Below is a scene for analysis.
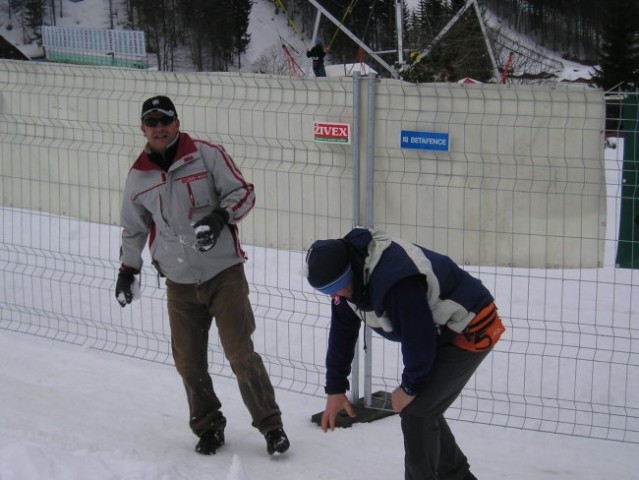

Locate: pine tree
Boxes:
[131,0,178,71]
[233,0,252,69]
[17,0,46,43]
[594,0,639,90]
[419,0,448,39]
[402,1,493,83]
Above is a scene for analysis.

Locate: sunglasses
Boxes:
[142,116,175,127]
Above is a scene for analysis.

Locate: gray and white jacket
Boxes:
[119,132,255,284]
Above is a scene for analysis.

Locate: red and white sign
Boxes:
[313,121,351,144]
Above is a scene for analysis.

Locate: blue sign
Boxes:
[400,130,450,151]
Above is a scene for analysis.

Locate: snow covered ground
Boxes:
[0,143,637,479]
[1,329,637,480]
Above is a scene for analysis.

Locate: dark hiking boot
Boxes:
[264,427,290,455]
[195,429,225,455]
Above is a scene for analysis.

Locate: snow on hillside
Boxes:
[0,0,112,58]
[482,8,595,83]
[0,0,595,82]
[0,0,313,74]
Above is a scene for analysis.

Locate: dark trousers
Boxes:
[400,343,491,480]
[313,64,327,77]
[166,264,282,437]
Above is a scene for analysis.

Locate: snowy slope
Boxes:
[0,0,113,58]
[0,0,312,74]
[0,0,595,81]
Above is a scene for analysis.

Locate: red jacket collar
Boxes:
[130,132,199,172]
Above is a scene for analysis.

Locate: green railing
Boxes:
[46,51,147,69]
[616,94,639,269]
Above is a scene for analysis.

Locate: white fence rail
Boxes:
[42,26,146,56]
[0,60,637,443]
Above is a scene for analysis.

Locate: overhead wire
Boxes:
[270,0,366,76]
[326,0,359,50]
[272,0,309,49]
[362,0,378,40]
[343,0,375,73]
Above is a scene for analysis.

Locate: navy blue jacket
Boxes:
[324,228,494,395]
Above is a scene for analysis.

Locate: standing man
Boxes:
[305,227,505,479]
[306,40,327,77]
[115,95,290,456]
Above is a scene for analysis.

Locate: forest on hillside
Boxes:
[2,0,637,87]
[285,0,637,87]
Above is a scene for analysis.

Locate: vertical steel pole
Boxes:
[350,71,362,403]
[363,72,377,406]
[353,72,361,226]
[396,0,404,67]
[312,11,322,45]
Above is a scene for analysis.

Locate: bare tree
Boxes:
[252,44,293,75]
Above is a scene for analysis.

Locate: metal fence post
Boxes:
[350,71,362,403]
[363,72,377,407]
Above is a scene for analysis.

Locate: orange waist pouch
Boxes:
[451,303,505,352]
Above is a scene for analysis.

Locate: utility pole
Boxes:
[395,0,404,67]
[49,0,56,25]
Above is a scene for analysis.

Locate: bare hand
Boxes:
[321,394,356,432]
[391,386,415,413]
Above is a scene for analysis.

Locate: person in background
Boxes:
[305,227,505,479]
[307,40,327,77]
[115,95,290,456]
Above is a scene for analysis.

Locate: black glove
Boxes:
[115,267,139,307]
[192,207,230,252]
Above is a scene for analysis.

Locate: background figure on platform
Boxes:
[307,40,327,77]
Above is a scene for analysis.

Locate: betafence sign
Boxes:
[313,121,351,144]
[400,130,450,151]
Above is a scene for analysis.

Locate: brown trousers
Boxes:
[166,263,282,437]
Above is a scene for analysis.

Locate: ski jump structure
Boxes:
[305,0,500,80]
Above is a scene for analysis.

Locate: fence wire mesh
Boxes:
[0,61,637,443]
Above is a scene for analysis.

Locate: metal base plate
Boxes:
[311,391,396,428]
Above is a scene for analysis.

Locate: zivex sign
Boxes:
[313,121,351,144]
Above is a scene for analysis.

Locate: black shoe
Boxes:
[264,427,290,455]
[195,429,225,455]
